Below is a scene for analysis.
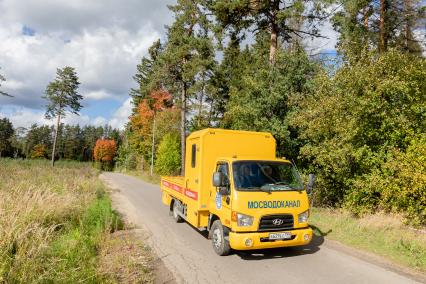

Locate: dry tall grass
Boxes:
[0,159,109,282]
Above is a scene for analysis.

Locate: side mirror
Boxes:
[212,172,230,195]
[306,174,315,194]
[212,172,224,187]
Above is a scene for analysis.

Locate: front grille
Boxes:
[258,214,294,231]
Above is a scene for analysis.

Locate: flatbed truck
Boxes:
[160,128,315,255]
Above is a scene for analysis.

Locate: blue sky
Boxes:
[0,0,339,129]
[0,0,175,129]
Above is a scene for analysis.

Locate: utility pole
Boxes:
[150,114,156,176]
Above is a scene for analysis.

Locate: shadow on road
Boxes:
[185,219,333,260]
[236,225,332,260]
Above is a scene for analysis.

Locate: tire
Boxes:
[172,199,184,223]
[210,220,231,256]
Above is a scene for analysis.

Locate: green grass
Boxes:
[0,158,153,283]
[311,207,426,272]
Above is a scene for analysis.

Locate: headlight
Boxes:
[237,213,254,227]
[298,210,309,223]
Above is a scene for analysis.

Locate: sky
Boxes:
[0,0,338,130]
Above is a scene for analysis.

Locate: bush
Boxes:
[115,143,138,170]
[30,144,48,159]
[154,133,181,175]
[93,139,117,171]
[291,50,426,223]
[346,134,426,226]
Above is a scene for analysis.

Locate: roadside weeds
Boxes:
[311,208,426,276]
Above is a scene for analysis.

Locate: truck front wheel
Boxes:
[211,220,231,256]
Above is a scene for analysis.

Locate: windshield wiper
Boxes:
[273,182,290,186]
[259,186,272,194]
[273,182,304,190]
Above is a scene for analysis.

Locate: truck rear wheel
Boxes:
[211,220,231,256]
[172,199,183,223]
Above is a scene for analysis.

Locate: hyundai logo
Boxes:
[272,219,284,226]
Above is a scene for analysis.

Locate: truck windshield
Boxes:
[232,161,304,191]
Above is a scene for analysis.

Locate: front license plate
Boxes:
[269,232,292,240]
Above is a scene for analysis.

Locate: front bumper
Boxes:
[229,227,313,250]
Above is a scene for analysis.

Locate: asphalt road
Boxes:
[100,172,422,284]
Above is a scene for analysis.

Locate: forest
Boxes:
[1,0,425,225]
[119,0,425,226]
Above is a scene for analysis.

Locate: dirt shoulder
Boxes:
[101,174,177,284]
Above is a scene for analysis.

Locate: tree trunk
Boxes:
[197,73,205,129]
[269,23,278,65]
[269,0,279,65]
[180,82,187,176]
[51,113,61,167]
[379,0,388,52]
[404,0,413,51]
[363,6,369,29]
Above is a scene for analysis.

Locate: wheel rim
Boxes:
[173,202,179,219]
[212,228,222,249]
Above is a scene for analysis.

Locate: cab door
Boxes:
[210,161,232,227]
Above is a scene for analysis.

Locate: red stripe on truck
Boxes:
[162,180,198,200]
[184,189,198,200]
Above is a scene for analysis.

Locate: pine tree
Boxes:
[43,67,82,166]
[211,0,331,65]
[130,40,164,109]
[333,0,425,59]
[155,0,216,174]
[0,118,14,157]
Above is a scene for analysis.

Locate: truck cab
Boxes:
[160,128,314,255]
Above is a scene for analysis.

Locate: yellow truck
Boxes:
[160,128,315,255]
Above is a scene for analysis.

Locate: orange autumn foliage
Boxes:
[93,139,117,162]
[130,89,174,140]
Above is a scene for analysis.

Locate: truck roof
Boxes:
[187,128,273,139]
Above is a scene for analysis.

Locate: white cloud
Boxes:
[85,90,116,100]
[108,98,132,130]
[0,0,174,128]
[0,105,109,128]
[0,106,50,128]
[0,23,160,108]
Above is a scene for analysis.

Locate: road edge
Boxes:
[99,173,180,284]
[323,239,426,283]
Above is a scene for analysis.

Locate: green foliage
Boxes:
[30,144,48,159]
[43,67,82,119]
[333,0,425,60]
[0,118,14,157]
[155,133,181,175]
[291,50,425,224]
[116,139,138,170]
[0,160,123,282]
[224,39,318,158]
[1,122,119,161]
[347,134,426,226]
[45,195,121,282]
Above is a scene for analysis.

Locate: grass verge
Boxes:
[0,159,153,283]
[310,207,426,273]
